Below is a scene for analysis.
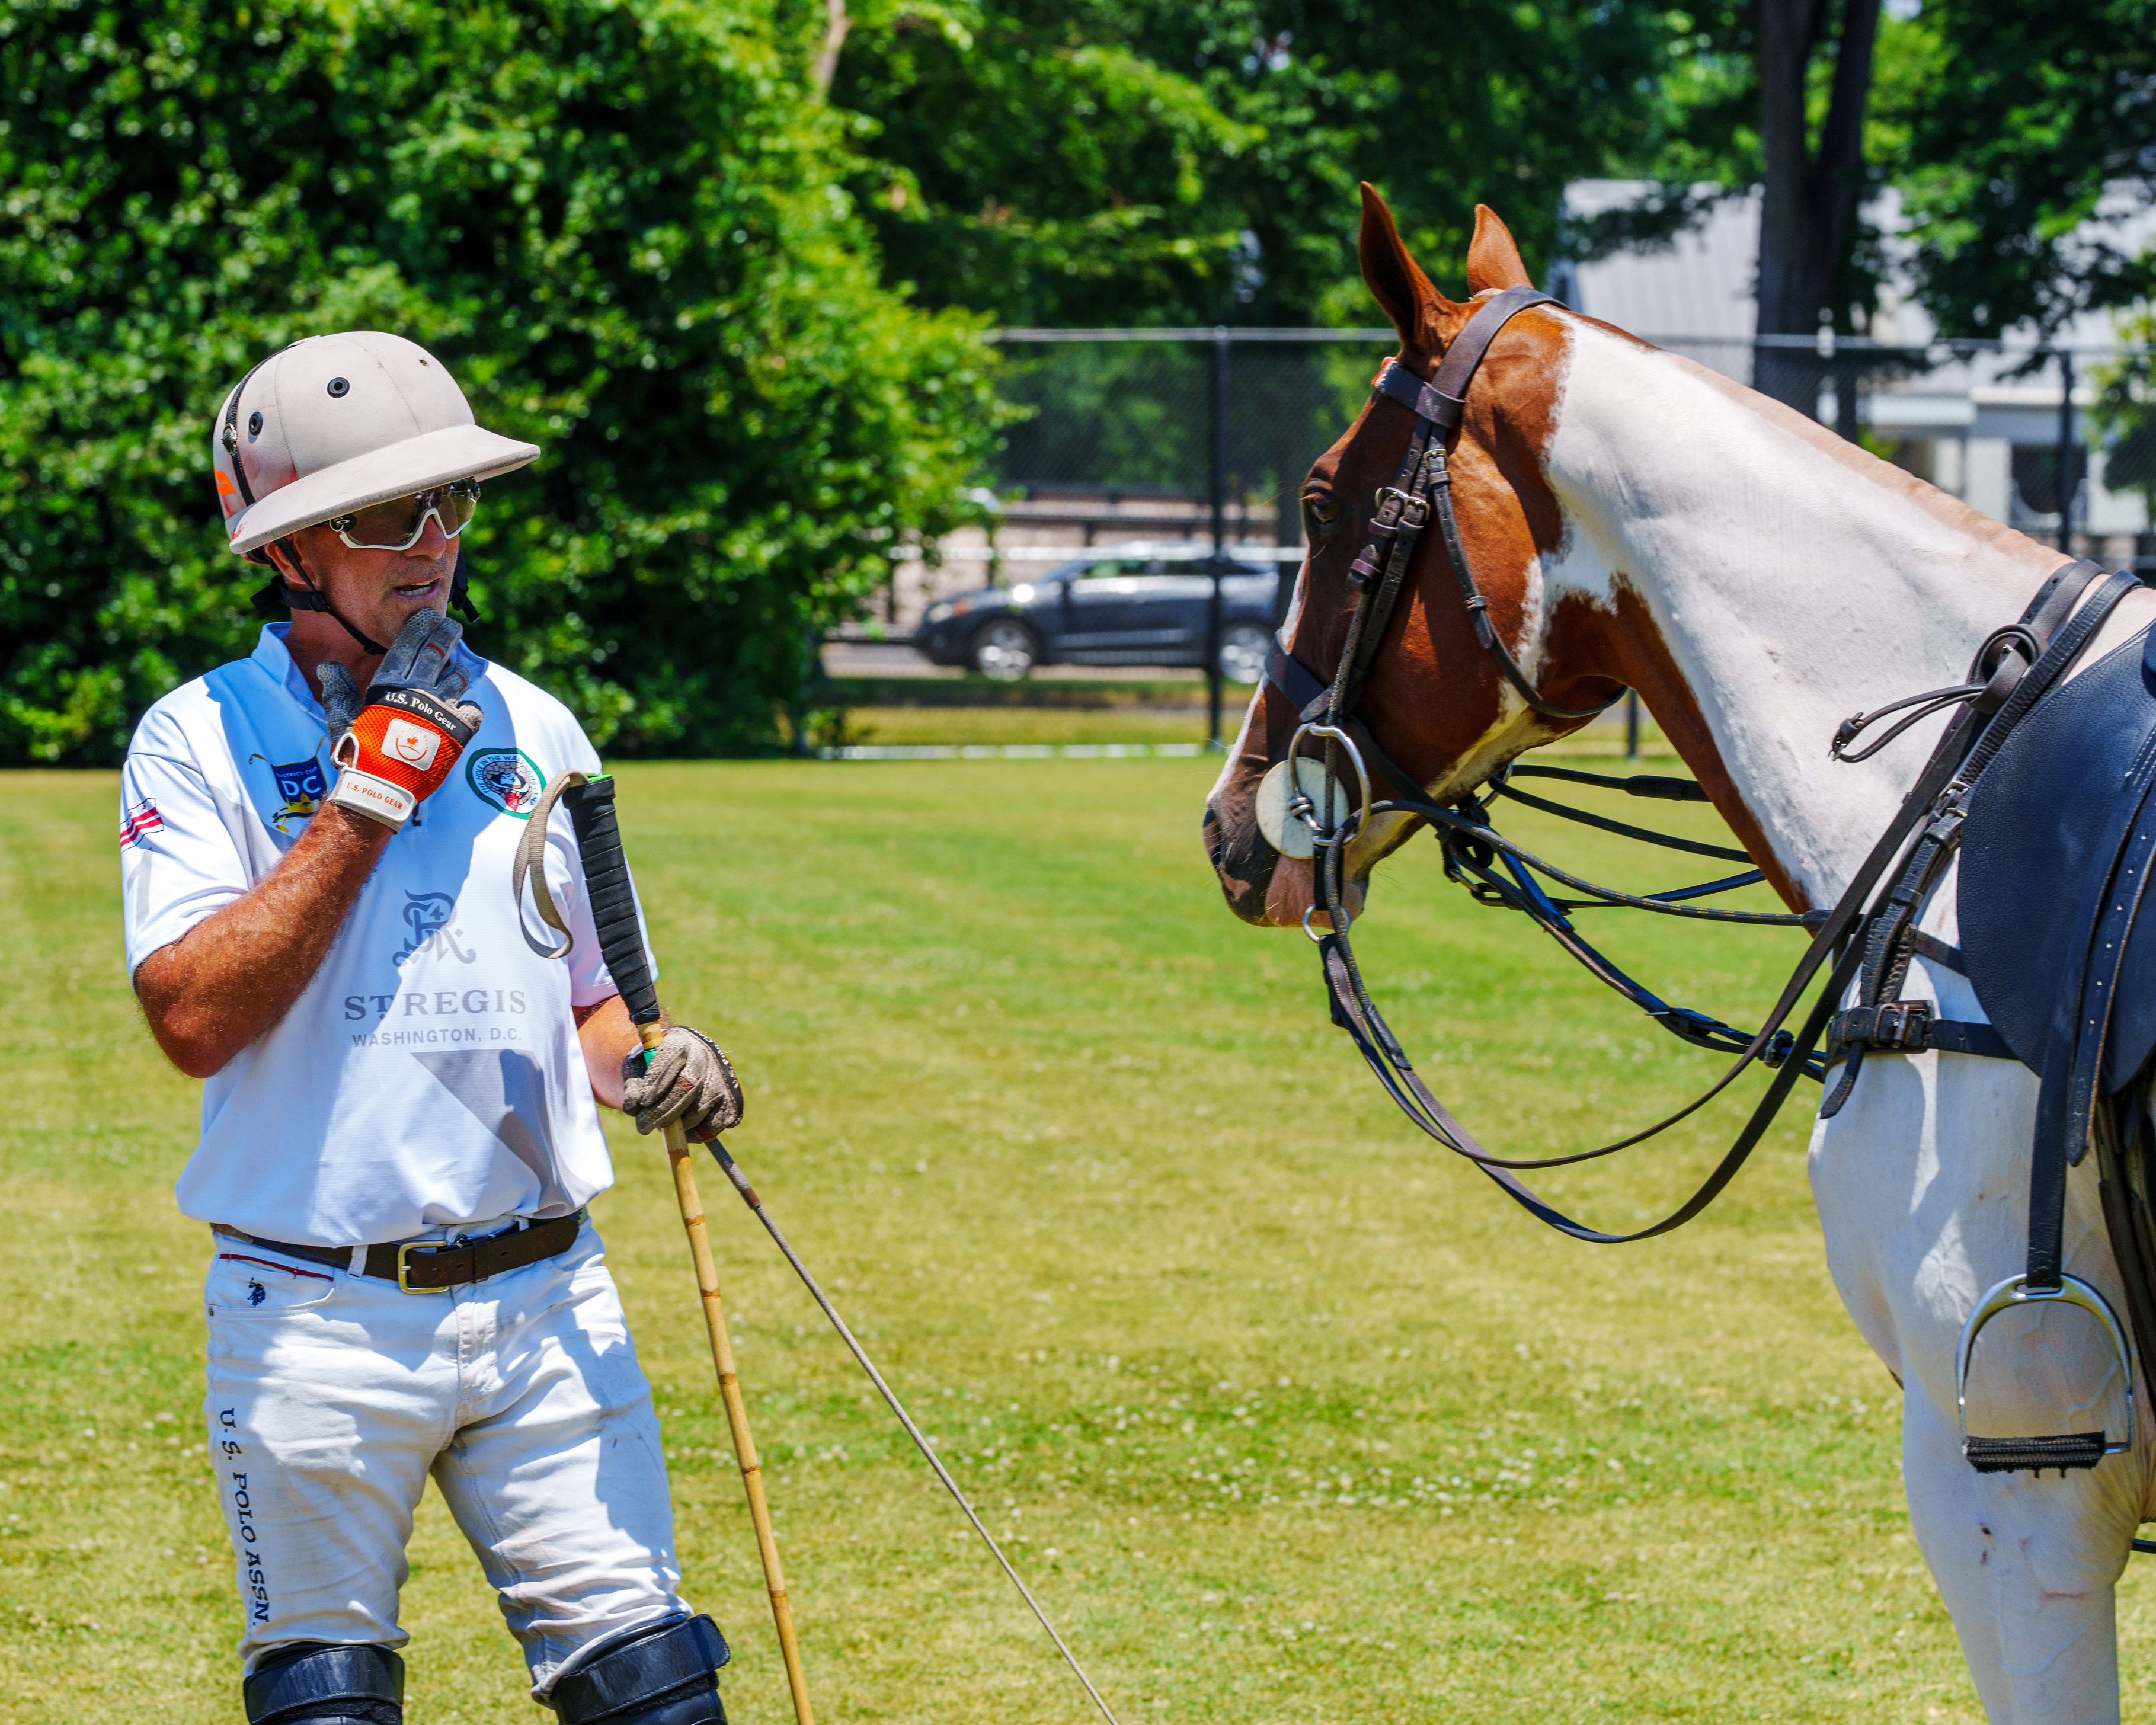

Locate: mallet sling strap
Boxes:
[214,1208,586,1292]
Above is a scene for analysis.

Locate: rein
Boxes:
[1262,284,2126,1244]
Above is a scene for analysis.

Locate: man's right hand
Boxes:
[323,611,485,830]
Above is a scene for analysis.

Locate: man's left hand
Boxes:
[620,1026,744,1142]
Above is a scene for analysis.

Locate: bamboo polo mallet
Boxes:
[558,775,814,1725]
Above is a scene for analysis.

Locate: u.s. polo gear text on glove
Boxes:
[329,686,479,828]
[324,608,485,830]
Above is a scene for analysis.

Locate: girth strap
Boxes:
[1825,1002,2013,1063]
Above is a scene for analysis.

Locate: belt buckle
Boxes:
[396,1240,455,1295]
[1373,485,1428,528]
[1883,1001,1930,1049]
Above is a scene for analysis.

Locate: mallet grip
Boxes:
[561,775,663,1028]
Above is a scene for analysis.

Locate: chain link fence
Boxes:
[847,327,2156,749]
[958,327,2156,578]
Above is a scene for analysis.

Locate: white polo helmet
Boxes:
[212,332,539,561]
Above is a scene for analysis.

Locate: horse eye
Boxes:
[1305,496,1341,526]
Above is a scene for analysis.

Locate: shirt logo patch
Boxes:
[465,748,545,818]
[120,798,164,849]
[394,891,477,966]
[267,756,326,833]
[382,717,440,770]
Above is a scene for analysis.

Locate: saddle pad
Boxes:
[1960,624,2156,1088]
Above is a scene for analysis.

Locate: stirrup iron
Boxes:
[1956,1272,2135,1474]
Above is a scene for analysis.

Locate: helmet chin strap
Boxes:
[449,542,480,625]
[249,543,478,645]
[249,540,391,657]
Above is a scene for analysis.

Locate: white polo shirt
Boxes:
[120,624,651,1247]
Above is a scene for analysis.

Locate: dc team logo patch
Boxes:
[269,757,326,832]
[466,748,544,818]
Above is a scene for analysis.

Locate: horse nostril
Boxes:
[1202,804,1225,871]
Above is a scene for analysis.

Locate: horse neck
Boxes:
[1534,321,2075,907]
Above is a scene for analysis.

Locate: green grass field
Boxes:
[6,756,2149,1723]
[833,706,1210,747]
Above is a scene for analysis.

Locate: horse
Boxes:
[1203,182,2156,1723]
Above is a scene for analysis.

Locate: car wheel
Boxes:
[1217,621,1271,685]
[971,618,1041,680]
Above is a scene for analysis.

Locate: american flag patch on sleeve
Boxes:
[120,798,164,848]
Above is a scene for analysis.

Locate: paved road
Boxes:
[821,639,1204,683]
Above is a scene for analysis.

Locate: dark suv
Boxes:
[913,545,1285,679]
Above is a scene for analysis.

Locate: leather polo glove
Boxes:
[621,1025,746,1142]
[321,610,484,831]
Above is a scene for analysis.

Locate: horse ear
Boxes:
[1358,183,1454,348]
[1465,205,1533,293]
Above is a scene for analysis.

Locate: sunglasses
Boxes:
[327,480,481,552]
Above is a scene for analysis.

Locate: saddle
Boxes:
[1826,564,2156,1474]
[1960,626,2156,1090]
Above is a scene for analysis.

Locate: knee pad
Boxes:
[244,1642,404,1725]
[550,1614,730,1725]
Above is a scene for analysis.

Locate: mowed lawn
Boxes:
[8,756,2155,1724]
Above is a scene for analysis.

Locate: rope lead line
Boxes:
[704,1141,1127,1725]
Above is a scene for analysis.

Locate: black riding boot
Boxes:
[243,1643,404,1725]
[549,1614,730,1724]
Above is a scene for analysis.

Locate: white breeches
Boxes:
[200,1218,686,1699]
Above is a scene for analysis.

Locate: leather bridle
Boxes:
[1263,286,1618,745]
[1252,284,2126,1250]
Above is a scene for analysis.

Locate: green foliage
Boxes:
[2094,313,2156,508]
[1875,0,2156,338]
[1569,4,1940,337]
[832,0,1682,327]
[0,0,1004,764]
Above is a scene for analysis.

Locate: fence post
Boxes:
[1207,325,1230,750]
[2058,348,2077,555]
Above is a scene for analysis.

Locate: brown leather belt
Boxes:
[213,1209,587,1293]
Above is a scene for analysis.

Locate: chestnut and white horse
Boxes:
[1204,185,2156,1721]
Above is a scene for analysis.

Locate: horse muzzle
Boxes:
[1204,778,1368,929]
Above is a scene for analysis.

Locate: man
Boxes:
[123,331,744,1725]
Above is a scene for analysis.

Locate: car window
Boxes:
[1074,560,1128,580]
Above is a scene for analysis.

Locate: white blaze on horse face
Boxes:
[1207,554,1306,815]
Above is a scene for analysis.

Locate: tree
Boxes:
[0,0,1002,764]
[1562,3,1890,408]
[830,0,1684,329]
[1875,0,2156,338]
[1755,0,1883,403]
